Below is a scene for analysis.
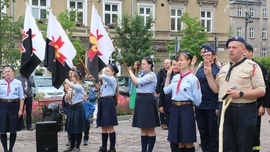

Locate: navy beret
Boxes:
[245,43,254,52]
[109,63,119,74]
[74,70,82,79]
[200,44,216,54]
[226,36,246,48]
[179,50,193,60]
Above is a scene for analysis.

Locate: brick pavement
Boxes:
[9,115,270,152]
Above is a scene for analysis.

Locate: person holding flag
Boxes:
[96,64,119,152]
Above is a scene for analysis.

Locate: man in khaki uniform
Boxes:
[204,36,265,152]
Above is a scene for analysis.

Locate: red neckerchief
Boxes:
[5,78,14,96]
[176,70,191,94]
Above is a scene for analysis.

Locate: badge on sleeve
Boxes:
[252,64,257,76]
[197,81,200,89]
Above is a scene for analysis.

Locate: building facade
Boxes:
[229,0,270,58]
[4,0,231,73]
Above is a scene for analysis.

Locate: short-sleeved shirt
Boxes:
[163,72,202,106]
[136,72,157,94]
[71,83,84,104]
[0,79,24,100]
[216,59,265,103]
[100,74,117,97]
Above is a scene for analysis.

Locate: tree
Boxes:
[179,13,208,62]
[115,13,156,66]
[0,0,23,68]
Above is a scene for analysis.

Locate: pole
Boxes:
[245,0,248,41]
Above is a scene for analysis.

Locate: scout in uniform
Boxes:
[204,37,265,152]
[64,70,86,152]
[129,56,159,152]
[195,44,220,152]
[164,51,202,152]
[97,64,119,152]
[0,65,25,152]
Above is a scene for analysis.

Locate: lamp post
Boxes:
[244,0,252,41]
[214,36,218,52]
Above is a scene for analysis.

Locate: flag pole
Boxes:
[218,97,232,152]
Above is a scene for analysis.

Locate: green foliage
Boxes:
[115,13,156,66]
[179,13,208,62]
[254,57,270,74]
[0,1,23,68]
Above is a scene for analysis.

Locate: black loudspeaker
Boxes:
[36,121,58,152]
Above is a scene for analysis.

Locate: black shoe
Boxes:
[27,127,34,131]
[108,148,116,152]
[98,147,107,152]
[63,147,74,152]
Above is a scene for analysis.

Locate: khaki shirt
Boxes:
[216,59,265,103]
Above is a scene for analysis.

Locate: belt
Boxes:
[137,93,153,96]
[72,102,82,106]
[172,101,192,107]
[229,102,256,107]
[0,98,19,103]
[100,96,114,99]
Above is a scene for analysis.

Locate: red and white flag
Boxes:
[20,3,45,79]
[44,9,76,89]
[87,4,115,81]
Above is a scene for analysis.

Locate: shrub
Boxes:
[116,94,132,116]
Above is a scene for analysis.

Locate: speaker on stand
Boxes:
[36,121,58,152]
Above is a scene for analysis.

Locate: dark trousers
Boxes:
[23,97,33,129]
[221,102,257,152]
[253,115,261,151]
[160,112,166,124]
[195,109,218,152]
[84,120,90,140]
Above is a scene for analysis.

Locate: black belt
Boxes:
[137,93,153,96]
[229,102,256,107]
[0,98,19,103]
[72,102,82,106]
[172,100,192,107]
[100,96,114,99]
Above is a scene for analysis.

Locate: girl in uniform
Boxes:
[163,51,202,152]
[129,56,159,152]
[128,61,142,120]
[97,64,119,152]
[64,70,85,152]
[0,65,24,152]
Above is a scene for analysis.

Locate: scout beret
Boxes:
[226,36,246,48]
[200,44,216,54]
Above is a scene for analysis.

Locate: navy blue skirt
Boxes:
[132,94,160,128]
[0,101,25,132]
[97,97,118,127]
[168,104,197,143]
[66,103,86,134]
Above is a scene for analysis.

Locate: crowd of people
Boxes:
[1,36,270,152]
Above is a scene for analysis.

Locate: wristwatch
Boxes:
[239,91,244,97]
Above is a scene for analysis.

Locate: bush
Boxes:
[116,94,132,116]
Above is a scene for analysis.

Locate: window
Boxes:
[237,27,242,37]
[30,0,49,19]
[262,28,267,39]
[170,8,182,31]
[237,7,242,17]
[262,8,267,18]
[261,48,267,58]
[104,1,121,26]
[138,4,154,27]
[201,10,212,32]
[249,28,254,38]
[249,8,254,18]
[68,0,87,26]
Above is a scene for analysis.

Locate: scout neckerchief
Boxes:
[176,70,191,94]
[225,57,247,82]
[5,78,14,96]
